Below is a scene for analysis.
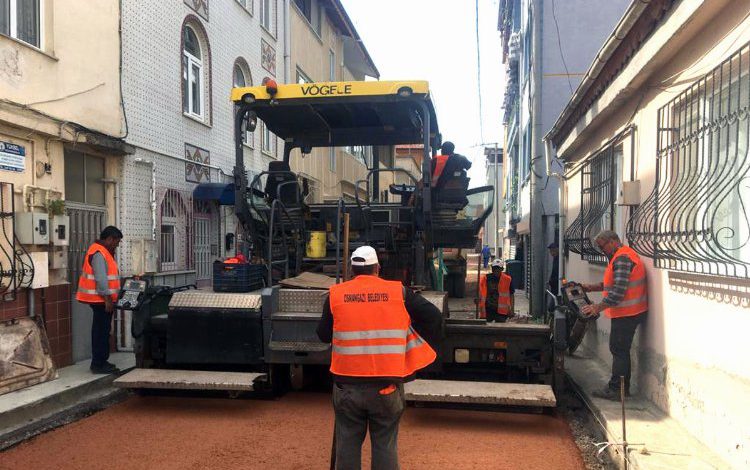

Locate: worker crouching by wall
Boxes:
[317,246,442,469]
[478,259,514,322]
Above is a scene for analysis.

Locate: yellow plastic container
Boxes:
[306,231,327,258]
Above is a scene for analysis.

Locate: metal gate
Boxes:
[67,203,107,363]
[194,217,211,282]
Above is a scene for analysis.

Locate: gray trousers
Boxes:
[332,382,405,470]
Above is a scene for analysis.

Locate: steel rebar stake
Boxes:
[621,376,628,470]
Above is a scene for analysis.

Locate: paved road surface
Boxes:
[0,392,584,469]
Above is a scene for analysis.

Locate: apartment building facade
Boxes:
[288,0,379,204]
[547,0,750,466]
[498,0,629,312]
[0,0,129,368]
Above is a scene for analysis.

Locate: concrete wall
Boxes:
[0,0,124,136]
[559,1,750,467]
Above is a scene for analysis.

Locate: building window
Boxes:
[628,43,750,278]
[296,67,312,84]
[564,139,622,264]
[346,146,368,167]
[64,149,105,206]
[261,123,276,157]
[182,25,204,120]
[1,0,41,48]
[294,0,320,35]
[260,0,275,34]
[235,0,252,15]
[329,49,336,81]
[233,58,254,146]
[158,189,191,272]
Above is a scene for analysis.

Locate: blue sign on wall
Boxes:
[0,141,26,173]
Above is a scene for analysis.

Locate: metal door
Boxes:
[67,203,106,363]
[194,217,211,283]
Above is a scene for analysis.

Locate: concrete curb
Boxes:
[565,349,731,470]
[0,353,135,450]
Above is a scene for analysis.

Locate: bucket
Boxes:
[306,231,327,258]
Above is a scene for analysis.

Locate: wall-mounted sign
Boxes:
[0,141,25,173]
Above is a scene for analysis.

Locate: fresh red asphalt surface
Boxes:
[0,392,585,469]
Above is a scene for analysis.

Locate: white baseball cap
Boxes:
[351,246,379,266]
[491,259,504,268]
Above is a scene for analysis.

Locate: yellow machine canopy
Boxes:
[230,80,439,148]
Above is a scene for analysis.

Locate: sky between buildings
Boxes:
[340,0,505,186]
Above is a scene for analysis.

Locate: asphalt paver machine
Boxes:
[116,80,565,408]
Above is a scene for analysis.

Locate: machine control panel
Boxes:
[117,279,148,310]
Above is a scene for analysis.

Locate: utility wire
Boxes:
[551,0,574,94]
[475,0,485,143]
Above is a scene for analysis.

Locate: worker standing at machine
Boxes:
[75,226,123,374]
[317,245,442,470]
[579,230,648,401]
[478,259,514,322]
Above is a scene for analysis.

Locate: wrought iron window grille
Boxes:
[628,42,750,278]
[564,134,625,264]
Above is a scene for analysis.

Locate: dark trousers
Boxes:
[333,382,405,470]
[608,313,645,392]
[486,308,508,323]
[90,303,112,367]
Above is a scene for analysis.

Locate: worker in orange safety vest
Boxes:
[579,230,649,401]
[478,259,514,322]
[317,245,442,469]
[76,226,122,374]
[430,141,472,188]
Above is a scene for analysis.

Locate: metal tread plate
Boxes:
[419,291,448,314]
[278,289,328,313]
[169,291,262,310]
[114,368,266,391]
[404,379,556,407]
[268,340,330,352]
[271,311,322,320]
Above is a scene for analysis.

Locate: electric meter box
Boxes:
[51,215,69,246]
[15,212,49,245]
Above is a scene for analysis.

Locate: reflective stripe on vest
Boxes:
[76,243,120,304]
[478,273,512,318]
[431,154,449,187]
[603,245,648,318]
[329,275,437,378]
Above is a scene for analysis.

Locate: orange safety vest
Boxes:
[478,273,512,319]
[329,275,437,378]
[76,243,120,304]
[431,154,449,187]
[603,245,648,319]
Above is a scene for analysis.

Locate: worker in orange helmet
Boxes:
[317,246,442,469]
[478,259,514,323]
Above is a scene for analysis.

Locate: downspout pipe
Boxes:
[134,158,156,241]
[544,137,565,294]
[283,0,291,84]
[529,0,545,317]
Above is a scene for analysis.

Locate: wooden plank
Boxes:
[113,369,265,391]
[404,379,556,408]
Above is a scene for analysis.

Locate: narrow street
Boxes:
[0,392,584,470]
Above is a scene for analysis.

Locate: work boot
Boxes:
[592,386,627,401]
[90,362,119,374]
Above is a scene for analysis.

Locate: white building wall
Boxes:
[119,0,286,275]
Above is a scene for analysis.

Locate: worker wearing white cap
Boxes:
[317,245,442,469]
[478,259,515,322]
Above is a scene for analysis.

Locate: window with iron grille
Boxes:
[158,189,192,272]
[628,42,750,278]
[564,140,621,264]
